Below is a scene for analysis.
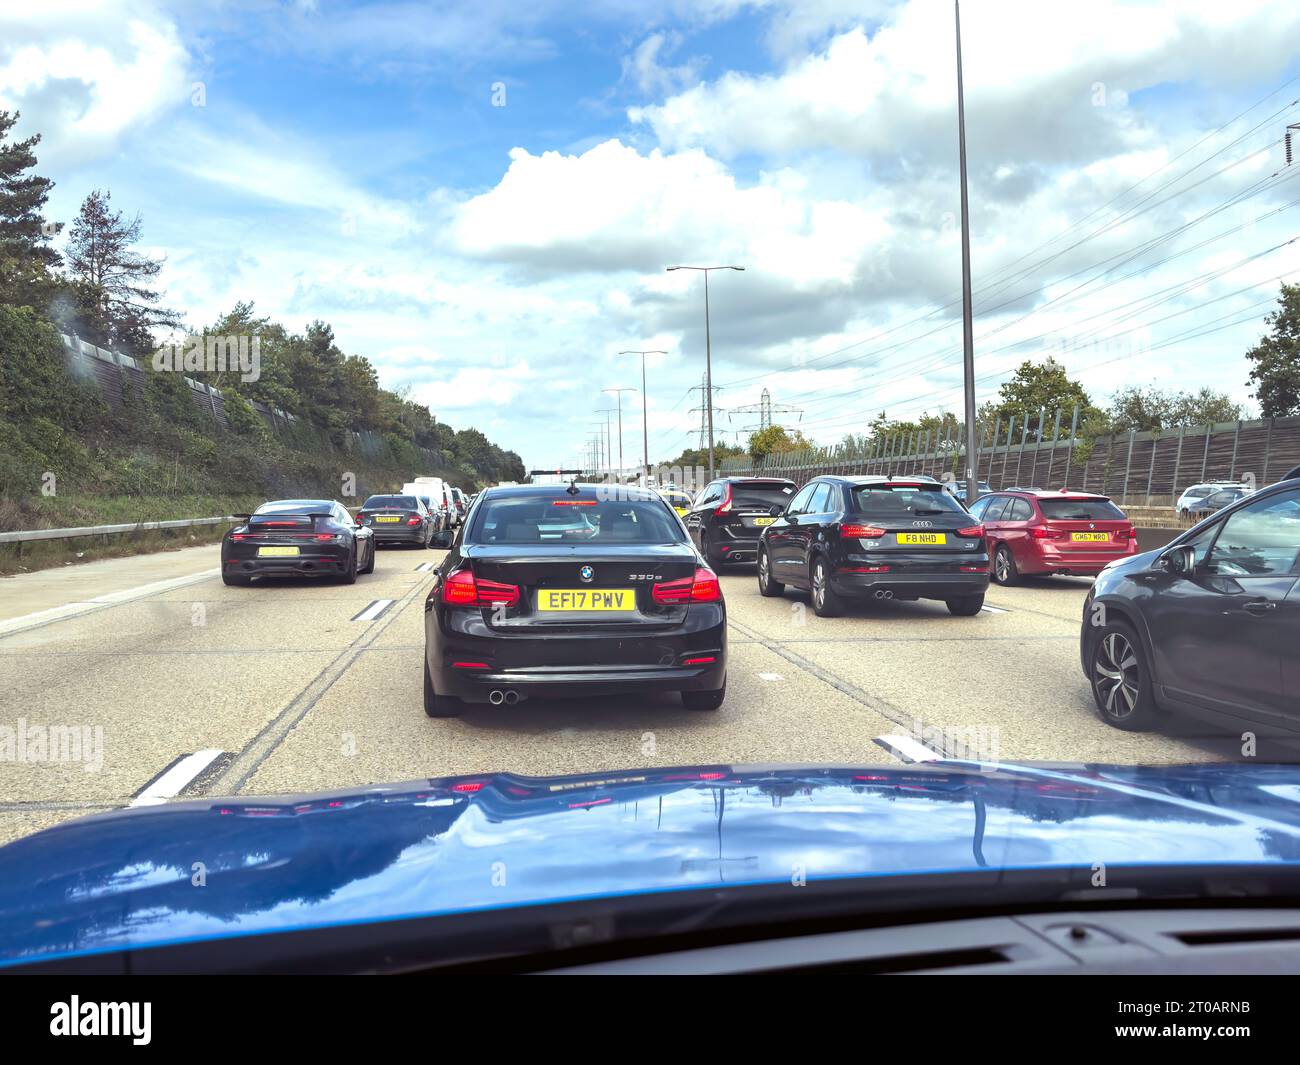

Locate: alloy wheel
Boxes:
[1094,631,1140,719]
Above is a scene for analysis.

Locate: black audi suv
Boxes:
[222,499,375,585]
[682,476,797,566]
[423,482,727,716]
[757,475,991,616]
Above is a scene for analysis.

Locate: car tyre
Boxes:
[810,557,842,617]
[946,593,984,616]
[359,540,375,574]
[757,547,784,597]
[424,659,464,718]
[992,545,1020,586]
[338,546,358,585]
[1087,620,1159,731]
[222,570,251,587]
[681,678,725,712]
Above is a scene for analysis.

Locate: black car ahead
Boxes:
[222,499,374,586]
[757,475,990,617]
[356,493,436,547]
[682,477,797,566]
[1082,471,1300,733]
[423,483,726,717]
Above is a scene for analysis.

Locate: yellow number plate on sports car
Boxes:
[538,589,635,611]
[753,517,776,526]
[897,532,946,545]
[257,546,300,557]
[1071,532,1110,542]
[375,515,400,523]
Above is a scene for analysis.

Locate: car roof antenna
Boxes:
[566,477,580,496]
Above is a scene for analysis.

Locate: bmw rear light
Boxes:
[841,523,886,538]
[1030,526,1064,540]
[957,524,985,537]
[1116,525,1136,540]
[714,482,733,515]
[652,567,722,604]
[442,569,520,606]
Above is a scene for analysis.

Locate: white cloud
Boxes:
[0,1,190,166]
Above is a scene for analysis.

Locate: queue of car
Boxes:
[220,466,1300,744]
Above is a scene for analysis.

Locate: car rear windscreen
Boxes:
[255,500,330,514]
[363,495,417,509]
[851,484,968,517]
[731,481,796,507]
[1038,498,1126,520]
[471,496,686,543]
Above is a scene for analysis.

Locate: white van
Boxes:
[402,478,453,537]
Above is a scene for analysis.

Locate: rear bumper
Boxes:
[831,569,990,600]
[1020,545,1138,574]
[426,603,727,704]
[370,526,425,543]
[223,550,351,577]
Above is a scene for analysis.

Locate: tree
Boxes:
[747,424,810,460]
[1108,384,1245,432]
[65,189,181,354]
[1246,283,1300,417]
[984,357,1103,438]
[0,110,63,309]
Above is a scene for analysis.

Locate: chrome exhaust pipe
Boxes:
[488,690,505,706]
[874,589,894,600]
[503,690,519,706]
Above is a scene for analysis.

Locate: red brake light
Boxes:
[714,482,733,515]
[407,515,421,525]
[231,533,246,541]
[841,523,886,538]
[956,524,985,537]
[653,567,721,604]
[682,655,716,665]
[552,500,597,506]
[314,533,334,541]
[452,781,485,793]
[442,569,519,606]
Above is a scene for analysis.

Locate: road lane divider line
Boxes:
[756,672,784,681]
[415,562,437,572]
[0,568,221,639]
[980,604,1009,614]
[129,749,225,807]
[351,598,395,622]
[874,735,943,764]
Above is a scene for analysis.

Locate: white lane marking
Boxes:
[351,598,395,622]
[756,672,784,681]
[980,604,1009,614]
[129,749,224,807]
[874,734,944,764]
[415,563,436,572]
[0,568,221,636]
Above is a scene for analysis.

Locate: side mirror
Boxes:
[768,504,784,517]
[1159,544,1195,576]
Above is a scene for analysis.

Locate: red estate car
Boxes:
[966,489,1138,585]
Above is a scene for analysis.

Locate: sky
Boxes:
[3,0,1300,472]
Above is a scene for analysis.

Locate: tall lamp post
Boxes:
[595,408,617,477]
[602,387,636,479]
[666,265,744,480]
[619,349,667,485]
[955,0,979,504]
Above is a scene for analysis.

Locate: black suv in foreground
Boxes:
[757,476,991,616]
[1082,469,1300,733]
[683,477,797,566]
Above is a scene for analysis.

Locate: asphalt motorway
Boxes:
[0,541,1267,846]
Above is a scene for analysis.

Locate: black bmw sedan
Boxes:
[422,483,727,717]
[757,475,990,616]
[222,499,375,586]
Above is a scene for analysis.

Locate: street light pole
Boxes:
[955,0,980,505]
[619,350,668,485]
[666,265,745,481]
[596,408,617,476]
[603,387,636,478]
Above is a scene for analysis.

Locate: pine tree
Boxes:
[0,110,62,309]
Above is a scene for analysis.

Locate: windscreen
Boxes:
[1038,498,1126,520]
[362,496,418,510]
[470,496,686,543]
[731,481,797,507]
[851,484,969,518]
[254,500,330,514]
